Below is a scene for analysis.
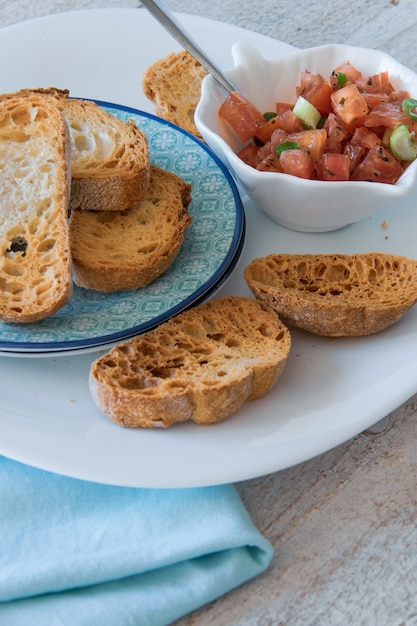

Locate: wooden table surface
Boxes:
[1,1,417,624]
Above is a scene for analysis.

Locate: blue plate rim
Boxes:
[0,216,245,356]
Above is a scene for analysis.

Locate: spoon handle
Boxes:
[140,0,239,93]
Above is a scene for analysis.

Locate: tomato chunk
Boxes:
[331,84,368,126]
[256,154,284,172]
[256,115,282,143]
[350,127,381,150]
[218,91,265,142]
[279,149,315,179]
[362,92,390,109]
[297,71,333,115]
[270,129,290,153]
[355,71,393,95]
[275,101,293,115]
[323,113,348,153]
[237,143,260,167]
[288,129,327,163]
[364,101,409,130]
[343,143,365,173]
[318,153,350,181]
[274,109,305,133]
[351,146,404,183]
[330,61,362,89]
[389,90,410,104]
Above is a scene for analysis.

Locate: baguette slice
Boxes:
[89,296,291,428]
[0,94,72,323]
[69,165,192,292]
[244,253,417,337]
[142,50,207,140]
[0,88,150,212]
[62,96,150,212]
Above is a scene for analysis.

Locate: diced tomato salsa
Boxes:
[218,61,417,184]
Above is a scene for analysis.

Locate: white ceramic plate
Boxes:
[0,103,245,353]
[1,9,417,487]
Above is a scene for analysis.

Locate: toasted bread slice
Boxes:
[0,88,150,212]
[69,165,192,292]
[142,50,207,140]
[244,252,417,337]
[0,94,72,323]
[89,296,291,428]
[62,97,150,212]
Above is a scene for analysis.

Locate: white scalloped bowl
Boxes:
[195,42,417,232]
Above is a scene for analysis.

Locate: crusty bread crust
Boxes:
[244,253,417,337]
[69,165,192,292]
[142,50,207,140]
[0,88,150,212]
[0,94,72,323]
[89,296,291,428]
[62,98,150,212]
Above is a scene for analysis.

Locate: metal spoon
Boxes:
[140,0,240,94]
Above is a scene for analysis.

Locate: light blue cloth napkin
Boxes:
[0,455,273,625]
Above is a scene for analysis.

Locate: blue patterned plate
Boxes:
[0,103,245,353]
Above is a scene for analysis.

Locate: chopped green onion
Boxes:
[389,124,417,161]
[263,111,277,121]
[337,72,347,85]
[276,141,299,157]
[317,116,326,129]
[293,95,321,129]
[402,98,417,122]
